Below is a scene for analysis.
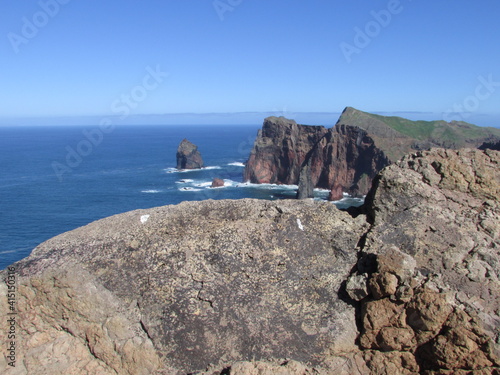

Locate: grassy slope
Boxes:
[336,107,500,161]
[369,112,500,143]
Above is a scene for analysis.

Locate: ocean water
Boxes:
[0,125,363,270]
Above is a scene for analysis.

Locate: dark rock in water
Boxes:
[296,160,314,199]
[1,148,499,374]
[328,184,343,201]
[210,178,224,187]
[176,138,203,169]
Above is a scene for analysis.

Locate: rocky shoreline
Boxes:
[1,148,499,374]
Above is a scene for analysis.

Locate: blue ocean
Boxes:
[0,125,362,270]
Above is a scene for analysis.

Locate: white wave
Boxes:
[330,195,366,204]
[314,188,331,193]
[0,250,17,255]
[179,187,202,192]
[175,179,194,184]
[165,166,222,173]
[237,182,298,190]
[193,181,213,188]
[221,179,238,187]
[227,162,245,167]
[141,189,161,194]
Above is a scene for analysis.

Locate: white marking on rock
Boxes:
[140,215,150,224]
[297,218,304,231]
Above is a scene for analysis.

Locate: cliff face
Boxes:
[176,139,204,169]
[245,108,500,199]
[243,116,327,184]
[299,124,390,200]
[244,115,390,199]
[1,148,499,374]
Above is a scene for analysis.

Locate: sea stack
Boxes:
[176,139,204,169]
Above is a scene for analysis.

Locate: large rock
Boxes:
[210,178,225,187]
[245,108,500,199]
[244,116,390,198]
[243,116,327,185]
[356,148,500,373]
[176,138,204,169]
[0,199,368,374]
[298,124,390,198]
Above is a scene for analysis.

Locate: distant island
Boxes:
[244,106,500,200]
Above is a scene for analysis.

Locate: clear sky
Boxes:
[1,0,500,126]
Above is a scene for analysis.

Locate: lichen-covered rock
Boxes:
[0,199,367,374]
[358,148,500,373]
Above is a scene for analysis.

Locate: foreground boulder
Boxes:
[357,148,500,374]
[176,138,204,169]
[1,148,499,374]
[0,199,367,374]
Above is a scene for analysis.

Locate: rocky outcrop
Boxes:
[0,199,368,374]
[2,148,499,374]
[480,140,500,151]
[244,116,389,199]
[210,178,225,188]
[243,116,328,185]
[355,148,500,374]
[176,139,203,169]
[298,124,390,200]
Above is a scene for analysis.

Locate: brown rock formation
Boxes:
[0,199,368,374]
[176,138,204,169]
[300,124,391,198]
[243,116,328,185]
[245,107,500,199]
[244,116,390,199]
[210,178,225,187]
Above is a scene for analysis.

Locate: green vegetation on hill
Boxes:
[336,107,500,161]
[370,112,500,142]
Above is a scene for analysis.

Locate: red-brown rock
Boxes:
[211,178,224,188]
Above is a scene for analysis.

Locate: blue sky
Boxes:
[1,0,500,126]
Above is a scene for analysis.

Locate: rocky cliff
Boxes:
[244,115,391,200]
[298,124,390,200]
[243,116,327,185]
[1,148,499,374]
[244,108,500,200]
[176,139,204,169]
